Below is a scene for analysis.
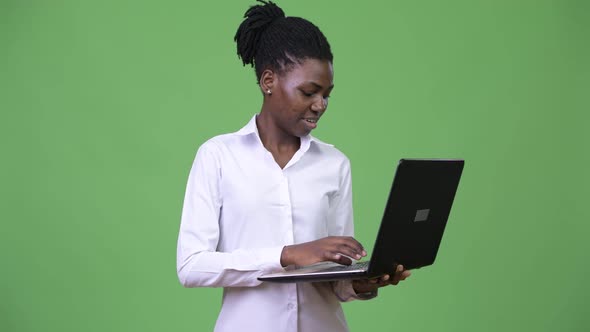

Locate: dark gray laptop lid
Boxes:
[367,159,464,277]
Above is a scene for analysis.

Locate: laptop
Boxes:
[258,158,464,283]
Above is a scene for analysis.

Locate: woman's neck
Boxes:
[256,111,300,152]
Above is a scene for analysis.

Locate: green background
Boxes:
[1,0,589,331]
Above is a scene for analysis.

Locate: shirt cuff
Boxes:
[256,246,286,274]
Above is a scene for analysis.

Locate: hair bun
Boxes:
[235,0,286,67]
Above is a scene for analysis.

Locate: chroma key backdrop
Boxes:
[1,1,588,331]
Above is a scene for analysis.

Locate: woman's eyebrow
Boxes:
[306,81,335,90]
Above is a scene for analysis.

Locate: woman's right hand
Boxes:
[280,236,367,267]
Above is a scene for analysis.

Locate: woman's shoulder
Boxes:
[309,136,351,165]
[193,128,258,162]
[199,133,233,148]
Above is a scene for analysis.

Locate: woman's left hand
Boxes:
[352,264,411,294]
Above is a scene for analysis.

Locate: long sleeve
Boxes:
[176,142,284,288]
[327,158,378,301]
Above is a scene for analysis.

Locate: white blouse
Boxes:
[177,115,367,332]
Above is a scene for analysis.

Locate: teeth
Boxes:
[305,119,317,123]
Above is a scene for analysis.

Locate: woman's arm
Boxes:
[176,142,284,288]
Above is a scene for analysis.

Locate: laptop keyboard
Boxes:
[321,261,369,272]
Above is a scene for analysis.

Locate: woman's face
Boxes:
[266,58,334,137]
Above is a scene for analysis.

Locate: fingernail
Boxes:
[362,250,367,256]
[355,254,361,259]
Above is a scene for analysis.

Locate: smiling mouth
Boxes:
[303,118,319,130]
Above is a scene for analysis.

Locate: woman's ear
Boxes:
[259,69,276,96]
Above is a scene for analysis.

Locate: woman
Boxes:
[176,1,411,331]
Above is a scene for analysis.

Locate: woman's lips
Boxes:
[303,118,318,129]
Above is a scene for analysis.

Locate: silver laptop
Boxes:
[258,159,464,283]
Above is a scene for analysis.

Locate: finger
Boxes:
[330,253,353,265]
[400,271,412,280]
[379,275,394,287]
[337,237,366,258]
[334,244,364,260]
[391,265,405,282]
[332,243,367,261]
[391,269,412,285]
[391,268,405,284]
[395,267,411,281]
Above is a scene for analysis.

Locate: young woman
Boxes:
[176,1,410,331]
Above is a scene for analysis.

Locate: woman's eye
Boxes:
[301,90,315,97]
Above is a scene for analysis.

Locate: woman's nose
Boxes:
[311,97,327,112]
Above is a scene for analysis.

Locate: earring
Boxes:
[267,89,272,95]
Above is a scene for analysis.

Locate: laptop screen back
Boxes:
[367,159,464,276]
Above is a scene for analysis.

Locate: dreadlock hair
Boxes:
[234,0,333,82]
